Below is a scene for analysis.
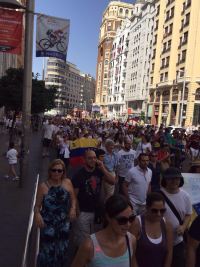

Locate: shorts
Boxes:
[190,147,199,158]
[43,138,51,147]
[9,162,17,166]
[71,212,95,247]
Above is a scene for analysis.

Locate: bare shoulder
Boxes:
[164,219,173,231]
[63,178,73,187]
[129,217,140,239]
[38,182,48,193]
[128,232,137,243]
[79,237,94,260]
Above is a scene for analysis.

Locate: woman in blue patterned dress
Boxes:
[34,159,76,267]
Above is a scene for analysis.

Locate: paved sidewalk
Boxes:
[0,131,44,267]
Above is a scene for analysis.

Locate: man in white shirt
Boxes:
[116,137,136,194]
[123,153,152,215]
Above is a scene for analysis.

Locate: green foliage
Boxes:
[0,68,23,111]
[0,68,57,114]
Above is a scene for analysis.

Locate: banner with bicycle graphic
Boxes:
[36,14,70,61]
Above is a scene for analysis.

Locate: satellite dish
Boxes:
[0,0,25,9]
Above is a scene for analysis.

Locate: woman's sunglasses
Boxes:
[150,208,166,215]
[51,169,63,173]
[115,214,136,225]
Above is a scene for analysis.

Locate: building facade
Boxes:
[95,0,134,117]
[125,0,155,120]
[148,0,200,127]
[81,74,96,112]
[45,58,95,115]
[107,19,130,120]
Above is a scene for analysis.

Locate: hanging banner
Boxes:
[36,14,70,61]
[0,8,23,54]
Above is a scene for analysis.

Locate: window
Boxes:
[119,8,123,13]
[181,50,187,62]
[166,56,170,67]
[195,88,200,101]
[160,73,164,82]
[183,31,188,45]
[161,58,165,68]
[166,10,170,21]
[170,7,175,18]
[185,13,190,27]
[169,23,173,34]
[168,40,171,50]
[156,5,160,16]
[153,34,157,45]
[155,20,159,30]
[163,42,167,53]
[152,49,156,59]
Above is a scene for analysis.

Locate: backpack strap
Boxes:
[159,190,183,225]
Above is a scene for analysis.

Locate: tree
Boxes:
[0,68,57,113]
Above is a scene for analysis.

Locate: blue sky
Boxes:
[33,0,134,78]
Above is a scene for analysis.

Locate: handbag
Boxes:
[125,234,131,267]
[159,190,188,242]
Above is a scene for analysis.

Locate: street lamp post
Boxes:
[20,0,35,187]
[0,0,34,187]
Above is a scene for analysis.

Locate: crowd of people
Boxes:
[32,116,200,267]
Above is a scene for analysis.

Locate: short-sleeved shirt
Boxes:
[125,166,152,206]
[161,188,192,245]
[117,149,136,177]
[6,148,18,164]
[103,151,118,173]
[189,215,200,267]
[72,167,104,213]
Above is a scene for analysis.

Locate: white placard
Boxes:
[182,173,200,205]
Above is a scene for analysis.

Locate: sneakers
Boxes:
[4,175,9,179]
[12,176,20,181]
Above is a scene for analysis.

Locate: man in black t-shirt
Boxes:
[72,149,116,247]
[186,215,200,267]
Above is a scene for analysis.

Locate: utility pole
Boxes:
[20,0,35,187]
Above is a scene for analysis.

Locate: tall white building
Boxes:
[45,58,68,115]
[45,58,95,115]
[125,0,155,118]
[107,19,131,119]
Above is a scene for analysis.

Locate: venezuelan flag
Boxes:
[69,137,98,167]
